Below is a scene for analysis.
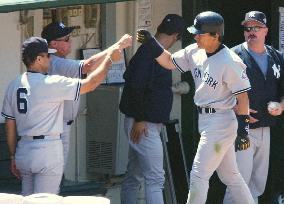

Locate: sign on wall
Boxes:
[137,0,152,29]
[81,48,126,84]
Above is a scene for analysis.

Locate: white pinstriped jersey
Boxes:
[172,43,251,109]
[48,54,84,121]
[1,72,81,136]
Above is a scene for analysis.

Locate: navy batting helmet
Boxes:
[187,11,224,36]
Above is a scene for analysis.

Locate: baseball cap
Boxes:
[41,22,75,43]
[157,14,186,37]
[241,11,267,26]
[22,37,57,60]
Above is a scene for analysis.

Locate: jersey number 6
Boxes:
[17,88,28,114]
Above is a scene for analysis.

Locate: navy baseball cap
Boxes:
[157,14,186,37]
[22,37,57,60]
[241,11,267,26]
[41,22,75,43]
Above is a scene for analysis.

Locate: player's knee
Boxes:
[219,172,244,186]
[144,172,165,187]
[190,170,210,182]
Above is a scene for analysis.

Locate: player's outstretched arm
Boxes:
[80,46,122,94]
[82,34,132,74]
[5,119,21,179]
[137,29,176,70]
[234,92,250,151]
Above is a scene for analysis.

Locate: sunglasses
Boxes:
[243,26,265,32]
[54,35,70,42]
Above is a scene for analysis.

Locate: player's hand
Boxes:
[249,108,259,123]
[108,46,122,63]
[130,121,148,144]
[10,159,21,180]
[267,101,283,116]
[235,135,250,151]
[137,29,153,44]
[117,34,133,50]
[235,114,250,151]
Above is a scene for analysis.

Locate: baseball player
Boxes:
[41,22,132,170]
[1,36,131,195]
[223,11,284,204]
[137,11,254,204]
[119,14,186,204]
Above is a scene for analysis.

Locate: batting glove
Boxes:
[137,29,152,44]
[235,115,250,151]
[136,29,164,58]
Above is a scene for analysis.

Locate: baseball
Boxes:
[267,101,279,111]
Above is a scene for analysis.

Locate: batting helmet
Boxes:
[187,11,224,36]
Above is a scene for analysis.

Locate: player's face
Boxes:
[167,33,181,49]
[53,35,72,57]
[193,33,218,50]
[243,21,267,46]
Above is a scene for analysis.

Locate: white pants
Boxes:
[61,122,72,170]
[121,117,165,204]
[223,127,270,203]
[15,137,63,196]
[186,110,254,204]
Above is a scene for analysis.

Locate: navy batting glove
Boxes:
[137,29,152,44]
[235,115,250,152]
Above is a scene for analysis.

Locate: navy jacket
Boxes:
[233,44,284,129]
[119,43,173,123]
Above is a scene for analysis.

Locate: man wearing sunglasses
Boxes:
[136,11,254,204]
[223,11,284,204]
[119,14,185,204]
[41,22,132,176]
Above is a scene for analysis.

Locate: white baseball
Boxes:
[268,102,279,111]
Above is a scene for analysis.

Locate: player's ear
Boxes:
[49,40,57,48]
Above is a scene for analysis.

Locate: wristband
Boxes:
[237,115,249,136]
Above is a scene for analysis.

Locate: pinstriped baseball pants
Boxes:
[186,110,254,204]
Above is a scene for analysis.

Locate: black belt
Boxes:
[67,120,74,125]
[197,107,216,114]
[33,135,45,139]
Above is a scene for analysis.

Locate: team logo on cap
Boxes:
[59,22,65,28]
[248,12,256,18]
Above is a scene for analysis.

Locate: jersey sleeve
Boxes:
[223,60,251,95]
[171,48,193,73]
[44,75,81,101]
[123,44,156,121]
[49,55,84,79]
[1,82,15,120]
